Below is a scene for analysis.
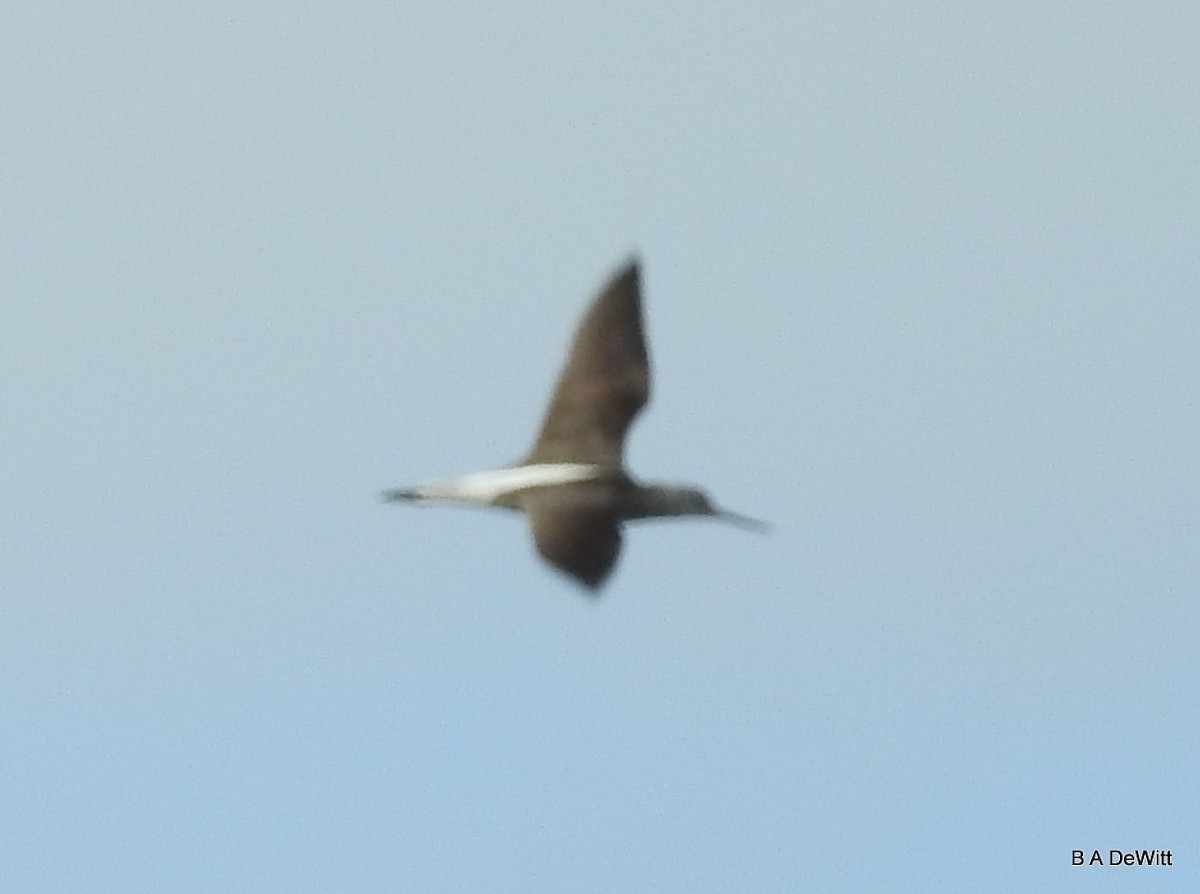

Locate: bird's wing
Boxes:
[525,261,649,466]
[523,483,623,590]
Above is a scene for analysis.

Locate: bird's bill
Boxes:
[714,507,772,533]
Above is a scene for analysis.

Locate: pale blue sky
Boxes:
[3,3,1197,891]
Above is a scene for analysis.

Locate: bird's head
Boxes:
[638,484,770,532]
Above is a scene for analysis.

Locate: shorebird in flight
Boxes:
[383,259,767,590]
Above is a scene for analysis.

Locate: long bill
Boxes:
[714,507,772,533]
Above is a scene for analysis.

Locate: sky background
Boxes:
[3,3,1197,891]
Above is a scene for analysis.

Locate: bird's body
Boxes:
[390,463,609,509]
[383,260,766,590]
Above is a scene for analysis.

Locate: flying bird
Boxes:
[383,259,767,590]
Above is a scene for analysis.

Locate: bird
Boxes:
[382,259,767,590]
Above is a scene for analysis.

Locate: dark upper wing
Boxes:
[525,261,649,465]
[523,483,623,590]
